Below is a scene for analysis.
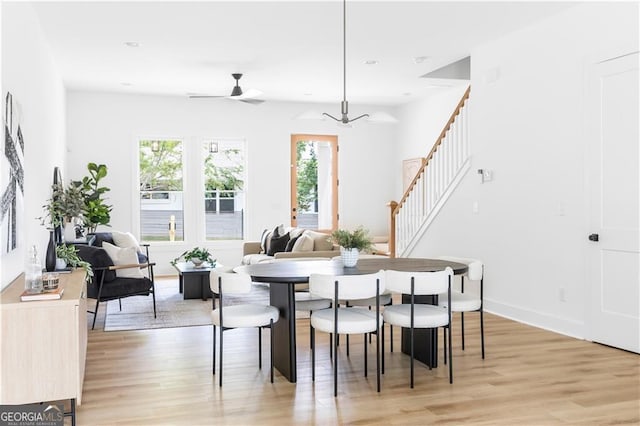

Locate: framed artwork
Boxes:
[1,91,25,286]
[403,157,424,192]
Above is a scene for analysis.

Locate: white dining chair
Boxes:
[383,267,453,387]
[331,255,394,365]
[436,256,485,359]
[309,270,385,397]
[210,270,280,387]
[270,258,333,349]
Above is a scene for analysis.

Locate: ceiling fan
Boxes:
[189,73,265,104]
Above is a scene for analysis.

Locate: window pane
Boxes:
[139,140,184,241]
[203,140,244,240]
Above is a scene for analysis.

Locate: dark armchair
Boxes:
[77,232,156,330]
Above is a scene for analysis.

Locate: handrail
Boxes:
[389,85,471,257]
[393,86,471,216]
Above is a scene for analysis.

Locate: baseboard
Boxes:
[484,298,586,340]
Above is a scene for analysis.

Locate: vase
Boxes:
[340,247,359,267]
[191,258,203,268]
[55,258,67,270]
[45,230,56,272]
[63,221,76,242]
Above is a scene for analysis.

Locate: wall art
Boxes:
[1,92,25,284]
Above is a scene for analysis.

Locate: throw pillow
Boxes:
[268,232,290,256]
[111,231,142,253]
[289,227,305,239]
[307,230,333,251]
[102,242,144,278]
[285,235,300,252]
[261,228,274,254]
[265,225,280,255]
[292,233,314,252]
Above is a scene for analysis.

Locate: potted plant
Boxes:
[171,247,216,268]
[55,244,93,280]
[41,182,84,227]
[74,162,112,234]
[331,226,373,267]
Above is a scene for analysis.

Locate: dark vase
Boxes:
[45,230,56,272]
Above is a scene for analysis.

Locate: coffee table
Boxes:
[172,262,222,300]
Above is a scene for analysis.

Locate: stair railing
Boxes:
[389,86,471,257]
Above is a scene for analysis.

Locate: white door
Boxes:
[587,52,639,353]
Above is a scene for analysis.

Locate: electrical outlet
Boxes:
[559,287,566,302]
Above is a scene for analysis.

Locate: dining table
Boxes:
[234,257,468,383]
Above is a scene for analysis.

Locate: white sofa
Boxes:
[241,227,340,265]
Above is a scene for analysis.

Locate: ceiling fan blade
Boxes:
[233,88,263,99]
[238,98,265,105]
[188,94,226,99]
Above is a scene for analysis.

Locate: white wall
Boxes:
[1,2,66,289]
[397,2,638,338]
[66,92,397,274]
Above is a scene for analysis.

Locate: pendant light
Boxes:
[322,0,368,124]
[298,0,397,125]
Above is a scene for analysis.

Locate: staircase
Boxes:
[389,86,471,257]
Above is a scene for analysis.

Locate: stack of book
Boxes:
[20,286,65,302]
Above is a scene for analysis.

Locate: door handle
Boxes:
[588,233,599,242]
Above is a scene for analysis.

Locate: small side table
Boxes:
[172,262,222,301]
[67,234,96,247]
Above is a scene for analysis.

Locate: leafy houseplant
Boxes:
[331,227,373,267]
[74,162,112,234]
[171,247,216,267]
[331,227,373,251]
[55,244,93,279]
[40,182,85,228]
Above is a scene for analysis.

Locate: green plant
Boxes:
[171,247,216,265]
[331,226,373,252]
[39,182,85,227]
[55,244,93,279]
[74,163,112,233]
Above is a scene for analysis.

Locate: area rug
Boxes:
[104,279,270,332]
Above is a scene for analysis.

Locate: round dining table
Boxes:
[234,257,468,383]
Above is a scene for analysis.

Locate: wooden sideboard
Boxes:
[0,269,87,407]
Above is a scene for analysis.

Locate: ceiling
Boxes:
[31,1,576,106]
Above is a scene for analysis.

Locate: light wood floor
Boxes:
[77,299,639,425]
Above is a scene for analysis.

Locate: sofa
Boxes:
[242,226,340,265]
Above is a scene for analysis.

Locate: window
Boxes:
[139,139,184,241]
[203,140,245,240]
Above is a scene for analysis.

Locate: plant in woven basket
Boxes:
[171,247,216,266]
[331,226,373,252]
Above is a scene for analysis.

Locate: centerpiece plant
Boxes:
[171,247,216,267]
[331,226,373,267]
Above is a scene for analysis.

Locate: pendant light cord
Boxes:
[323,0,369,124]
[343,0,347,104]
